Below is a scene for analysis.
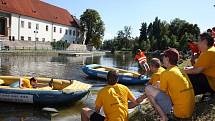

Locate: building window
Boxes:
[53,39,56,42]
[28,22,31,29]
[35,37,39,41]
[42,38,45,42]
[36,24,39,30]
[21,21,24,28]
[73,30,76,36]
[28,37,31,41]
[69,30,72,35]
[21,36,24,40]
[46,25,48,31]
[60,28,62,33]
[65,30,68,35]
[54,27,56,32]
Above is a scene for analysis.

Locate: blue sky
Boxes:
[45,0,215,40]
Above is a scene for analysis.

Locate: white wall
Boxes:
[10,13,79,43]
[10,13,19,40]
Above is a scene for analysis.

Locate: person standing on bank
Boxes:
[81,70,145,121]
[133,49,150,74]
[184,32,215,97]
[187,39,200,65]
[145,48,195,121]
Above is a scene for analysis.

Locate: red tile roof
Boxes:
[0,0,78,27]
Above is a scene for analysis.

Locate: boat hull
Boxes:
[0,76,91,106]
[0,89,89,105]
[82,64,150,85]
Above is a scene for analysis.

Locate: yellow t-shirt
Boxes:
[195,46,215,91]
[95,84,135,121]
[160,66,195,118]
[149,67,165,85]
[21,78,32,88]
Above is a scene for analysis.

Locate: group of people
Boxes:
[81,32,215,121]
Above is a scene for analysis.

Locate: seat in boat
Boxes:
[95,68,106,71]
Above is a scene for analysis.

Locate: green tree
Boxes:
[139,22,147,48]
[80,9,105,48]
[116,30,125,50]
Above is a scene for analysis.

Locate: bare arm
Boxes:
[184,66,204,74]
[128,94,147,109]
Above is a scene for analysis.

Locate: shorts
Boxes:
[155,91,173,114]
[188,73,214,95]
[90,112,105,121]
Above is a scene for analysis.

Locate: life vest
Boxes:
[188,42,199,54]
[135,52,147,63]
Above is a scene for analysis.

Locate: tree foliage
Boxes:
[102,17,200,53]
[80,9,105,48]
[51,41,70,50]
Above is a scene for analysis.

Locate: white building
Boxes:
[0,0,81,44]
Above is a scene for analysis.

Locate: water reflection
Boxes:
[0,52,142,121]
[0,102,51,121]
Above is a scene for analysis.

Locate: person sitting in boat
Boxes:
[133,49,150,74]
[147,58,165,88]
[20,77,53,89]
[145,48,195,121]
[81,70,146,121]
[187,39,200,66]
[184,32,215,100]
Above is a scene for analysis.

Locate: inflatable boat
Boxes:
[82,64,150,85]
[0,76,91,105]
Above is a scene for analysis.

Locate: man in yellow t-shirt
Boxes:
[184,32,215,96]
[148,58,165,86]
[145,48,195,120]
[81,70,145,121]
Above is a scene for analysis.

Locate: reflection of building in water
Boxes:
[0,55,67,77]
[0,55,91,81]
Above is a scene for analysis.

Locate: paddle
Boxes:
[91,84,107,87]
[42,107,59,113]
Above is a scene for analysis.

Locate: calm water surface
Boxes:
[0,52,144,121]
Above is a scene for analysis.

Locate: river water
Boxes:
[0,52,145,121]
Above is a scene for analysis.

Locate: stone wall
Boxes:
[1,40,52,50]
[67,44,96,51]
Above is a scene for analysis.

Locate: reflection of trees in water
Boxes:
[0,103,51,121]
[51,55,68,63]
[84,52,134,70]
[114,52,133,68]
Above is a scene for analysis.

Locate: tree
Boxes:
[80,9,105,48]
[139,22,147,48]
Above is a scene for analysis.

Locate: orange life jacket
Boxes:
[134,52,147,63]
